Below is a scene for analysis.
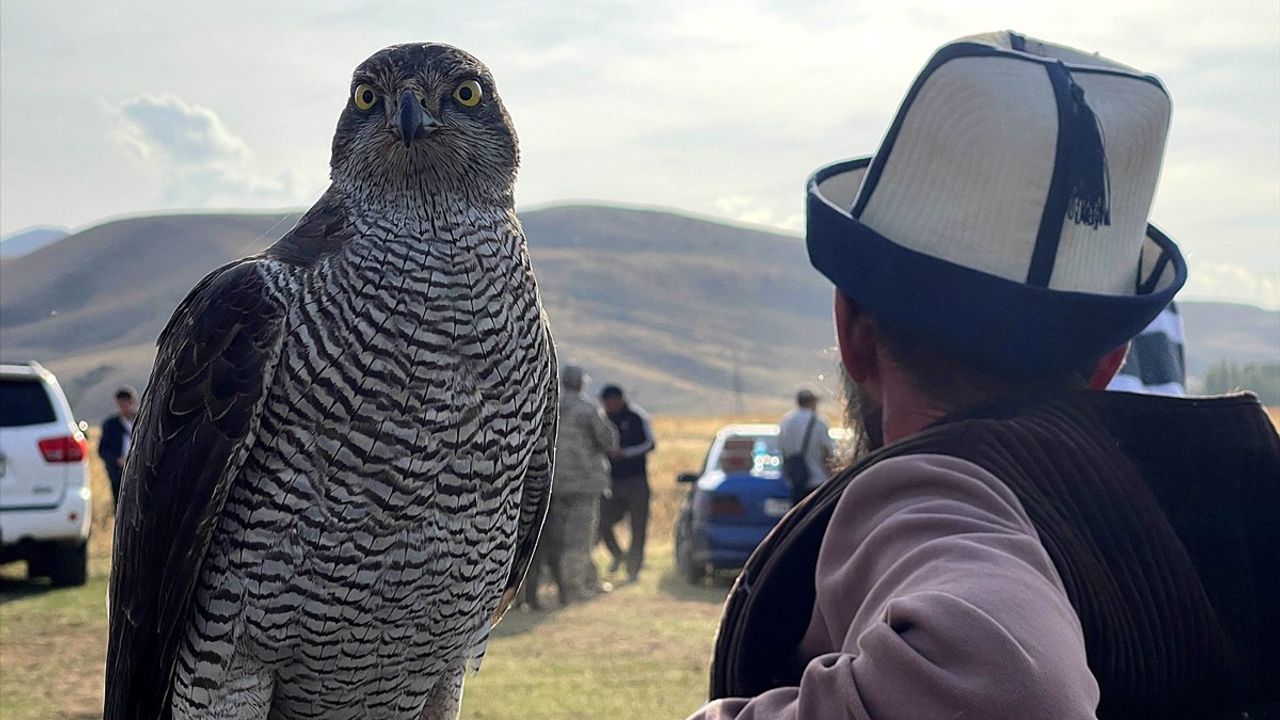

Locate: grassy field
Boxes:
[6,409,1275,718]
[0,416,756,720]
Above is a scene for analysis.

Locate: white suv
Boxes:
[0,361,92,586]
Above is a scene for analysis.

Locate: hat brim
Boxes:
[807,157,1187,376]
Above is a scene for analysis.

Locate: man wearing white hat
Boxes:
[696,32,1280,719]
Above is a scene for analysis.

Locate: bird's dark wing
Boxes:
[491,334,559,624]
[265,188,353,265]
[104,258,289,720]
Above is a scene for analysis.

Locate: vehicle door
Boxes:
[0,376,73,510]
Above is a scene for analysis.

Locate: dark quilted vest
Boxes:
[710,391,1280,719]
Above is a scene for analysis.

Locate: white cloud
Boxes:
[1181,261,1280,309]
[109,94,313,208]
[114,94,249,165]
[714,196,803,232]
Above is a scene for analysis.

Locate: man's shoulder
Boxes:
[612,404,650,428]
[838,453,1028,516]
[916,389,1241,455]
[563,394,600,418]
[563,393,591,409]
[778,408,807,428]
[102,415,122,429]
[824,421,992,502]
[832,390,1199,503]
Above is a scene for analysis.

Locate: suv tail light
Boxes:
[708,494,746,518]
[38,433,89,463]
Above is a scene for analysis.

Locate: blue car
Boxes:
[674,423,850,583]
[672,425,788,583]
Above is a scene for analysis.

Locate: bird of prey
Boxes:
[104,43,557,720]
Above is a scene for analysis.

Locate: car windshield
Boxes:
[716,434,781,475]
[0,378,57,427]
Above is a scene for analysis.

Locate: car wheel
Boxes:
[26,553,50,580]
[675,515,706,585]
[47,542,88,587]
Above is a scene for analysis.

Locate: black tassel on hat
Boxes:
[1062,69,1112,228]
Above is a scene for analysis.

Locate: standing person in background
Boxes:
[599,384,655,583]
[1108,300,1186,396]
[778,385,835,505]
[98,386,138,506]
[526,365,619,608]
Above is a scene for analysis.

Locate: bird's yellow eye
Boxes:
[452,80,482,108]
[353,83,377,111]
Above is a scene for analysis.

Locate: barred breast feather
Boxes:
[105,189,557,720]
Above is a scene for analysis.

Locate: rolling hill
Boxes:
[0,226,70,259]
[0,206,833,419]
[1,206,1276,420]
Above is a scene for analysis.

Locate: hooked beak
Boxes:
[398,90,442,147]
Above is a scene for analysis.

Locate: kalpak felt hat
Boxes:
[807,31,1186,375]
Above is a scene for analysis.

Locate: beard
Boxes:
[842,367,884,461]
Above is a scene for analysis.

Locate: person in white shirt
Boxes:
[777,386,834,503]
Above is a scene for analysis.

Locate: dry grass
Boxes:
[0,429,114,720]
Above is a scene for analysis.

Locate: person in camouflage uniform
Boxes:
[525,365,619,607]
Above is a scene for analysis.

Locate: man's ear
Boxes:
[834,291,877,384]
[1088,343,1130,390]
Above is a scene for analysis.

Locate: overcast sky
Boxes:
[2,0,1277,308]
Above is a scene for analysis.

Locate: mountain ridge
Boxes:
[1,205,1275,421]
[0,226,71,259]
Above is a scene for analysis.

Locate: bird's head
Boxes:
[330,43,518,206]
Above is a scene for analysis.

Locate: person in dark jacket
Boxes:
[98,386,138,504]
[696,31,1280,720]
[598,384,655,583]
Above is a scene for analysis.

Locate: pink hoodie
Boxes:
[690,454,1100,719]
